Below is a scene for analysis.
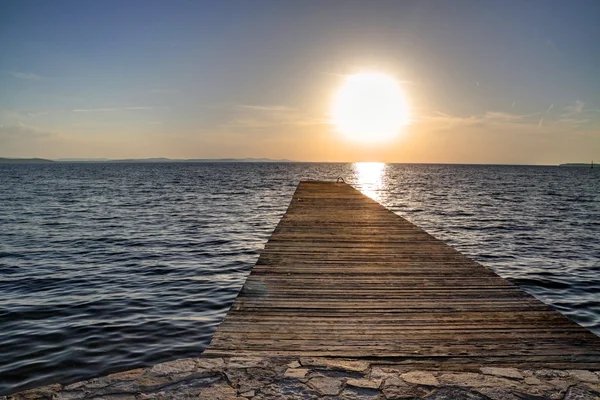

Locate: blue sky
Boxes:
[1,0,598,163]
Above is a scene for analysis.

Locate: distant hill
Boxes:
[56,158,109,162]
[1,157,293,163]
[0,157,54,163]
[101,158,293,163]
[559,163,595,167]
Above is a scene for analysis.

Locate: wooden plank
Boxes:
[204,181,600,368]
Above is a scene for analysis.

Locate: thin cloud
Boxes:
[552,101,592,128]
[28,111,50,117]
[72,106,154,112]
[427,104,587,132]
[555,117,591,127]
[148,89,180,94]
[545,39,558,50]
[485,111,543,121]
[0,124,53,139]
[0,108,27,122]
[421,109,558,131]
[563,100,584,116]
[238,104,295,112]
[223,104,327,129]
[7,71,42,80]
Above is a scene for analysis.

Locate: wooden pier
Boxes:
[205,181,600,369]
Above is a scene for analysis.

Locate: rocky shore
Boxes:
[4,356,600,399]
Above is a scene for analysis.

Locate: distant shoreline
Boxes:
[0,157,596,166]
[559,163,595,167]
[0,157,292,164]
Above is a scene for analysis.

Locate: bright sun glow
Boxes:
[332,72,409,143]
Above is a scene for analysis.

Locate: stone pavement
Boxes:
[4,356,600,399]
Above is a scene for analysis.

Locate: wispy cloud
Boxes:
[420,107,591,133]
[0,124,53,139]
[0,108,27,123]
[422,110,544,127]
[72,106,154,113]
[27,111,50,117]
[424,101,594,132]
[551,100,591,128]
[222,104,328,129]
[238,104,295,112]
[545,39,558,50]
[484,111,544,121]
[7,71,42,80]
[563,100,584,116]
[148,89,180,94]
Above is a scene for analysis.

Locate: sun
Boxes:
[331,72,409,143]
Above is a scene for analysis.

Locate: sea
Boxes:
[1,162,599,395]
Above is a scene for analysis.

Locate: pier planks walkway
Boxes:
[205,181,600,369]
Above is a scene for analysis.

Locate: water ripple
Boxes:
[0,162,598,395]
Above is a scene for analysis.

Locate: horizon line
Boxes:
[1,156,594,167]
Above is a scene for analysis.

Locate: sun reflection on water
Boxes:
[353,162,386,201]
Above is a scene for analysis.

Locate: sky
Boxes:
[1,0,599,164]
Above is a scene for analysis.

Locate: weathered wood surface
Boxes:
[205,181,600,368]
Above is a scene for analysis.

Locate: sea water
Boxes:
[1,162,598,394]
